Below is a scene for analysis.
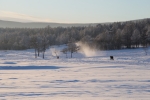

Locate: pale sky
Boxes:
[0,0,150,23]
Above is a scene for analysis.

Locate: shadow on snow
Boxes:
[0,66,62,70]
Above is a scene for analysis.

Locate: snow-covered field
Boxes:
[0,46,150,100]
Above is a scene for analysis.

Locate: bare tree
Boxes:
[62,48,68,58]
[36,36,42,57]
[30,35,38,58]
[146,28,150,45]
[68,38,78,58]
[40,33,49,59]
[143,46,149,55]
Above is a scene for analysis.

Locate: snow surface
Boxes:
[0,45,150,100]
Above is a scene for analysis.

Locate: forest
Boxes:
[0,18,150,51]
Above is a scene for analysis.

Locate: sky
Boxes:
[0,0,150,23]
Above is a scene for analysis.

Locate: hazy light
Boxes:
[0,10,53,22]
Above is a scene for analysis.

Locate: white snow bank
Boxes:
[0,46,150,100]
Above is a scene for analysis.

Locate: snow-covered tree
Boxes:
[121,23,133,48]
[131,29,141,47]
[114,29,122,49]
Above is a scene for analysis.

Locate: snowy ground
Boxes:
[0,46,150,100]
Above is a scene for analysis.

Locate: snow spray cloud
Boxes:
[50,47,61,57]
[76,42,98,57]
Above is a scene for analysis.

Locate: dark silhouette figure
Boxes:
[110,56,114,60]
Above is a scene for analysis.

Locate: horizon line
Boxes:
[0,18,150,24]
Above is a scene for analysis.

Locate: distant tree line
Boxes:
[0,18,150,52]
